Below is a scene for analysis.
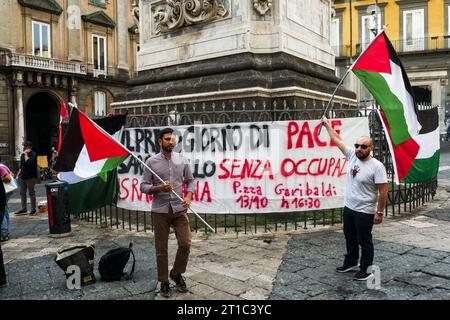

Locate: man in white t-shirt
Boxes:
[322,116,388,281]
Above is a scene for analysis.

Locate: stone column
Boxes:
[117,0,129,76]
[13,72,25,161]
[67,0,82,61]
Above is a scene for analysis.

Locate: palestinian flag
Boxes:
[379,108,440,184]
[352,31,421,146]
[54,109,129,214]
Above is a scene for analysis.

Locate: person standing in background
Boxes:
[0,158,13,241]
[0,168,8,287]
[15,141,38,215]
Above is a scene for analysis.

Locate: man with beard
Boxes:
[321,117,388,281]
[140,128,195,298]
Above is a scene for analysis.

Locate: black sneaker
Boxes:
[29,209,37,215]
[354,271,374,281]
[0,234,9,242]
[170,269,188,292]
[159,281,171,298]
[336,264,359,273]
[14,209,27,215]
[0,278,7,288]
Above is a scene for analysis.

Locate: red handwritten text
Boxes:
[280,157,347,177]
[218,159,274,180]
[287,120,342,149]
[232,181,263,195]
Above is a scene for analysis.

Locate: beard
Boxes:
[356,152,370,160]
[161,145,173,153]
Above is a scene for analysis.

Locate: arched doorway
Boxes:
[25,92,60,158]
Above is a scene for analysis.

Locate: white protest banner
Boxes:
[117,117,369,213]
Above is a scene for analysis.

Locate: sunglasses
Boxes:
[354,144,369,150]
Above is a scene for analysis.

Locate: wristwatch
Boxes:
[376,211,384,216]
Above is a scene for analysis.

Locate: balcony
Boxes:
[86,63,137,80]
[356,35,450,56]
[0,51,86,75]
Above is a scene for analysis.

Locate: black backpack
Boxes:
[99,243,135,281]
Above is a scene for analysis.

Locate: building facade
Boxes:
[0,0,139,167]
[112,0,356,122]
[333,0,450,115]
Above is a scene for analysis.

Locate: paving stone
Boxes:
[394,272,449,289]
[245,274,274,290]
[207,290,243,300]
[441,256,450,264]
[421,263,450,279]
[307,292,346,300]
[239,287,269,300]
[379,254,437,283]
[188,283,217,298]
[189,271,248,296]
[374,242,415,255]
[347,282,424,300]
[292,278,334,297]
[278,260,307,273]
[410,289,450,300]
[409,247,450,260]
[275,270,306,286]
[269,285,308,300]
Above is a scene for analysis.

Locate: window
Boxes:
[331,19,340,56]
[361,14,381,50]
[92,35,107,76]
[403,9,424,51]
[94,91,106,116]
[32,21,51,57]
[135,43,140,71]
[89,0,106,7]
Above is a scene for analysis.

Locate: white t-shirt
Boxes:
[343,146,388,214]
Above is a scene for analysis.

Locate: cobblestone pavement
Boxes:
[0,214,157,300]
[1,142,449,300]
[270,141,450,300]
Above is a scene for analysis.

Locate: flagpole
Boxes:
[317,28,387,135]
[82,112,216,233]
[130,153,216,233]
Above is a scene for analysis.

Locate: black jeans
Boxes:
[343,206,374,272]
[0,206,6,281]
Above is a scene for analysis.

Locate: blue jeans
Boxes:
[343,206,374,271]
[0,206,6,280]
[1,204,8,237]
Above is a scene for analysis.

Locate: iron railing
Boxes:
[356,35,450,55]
[75,100,438,234]
[85,63,137,80]
[0,51,86,75]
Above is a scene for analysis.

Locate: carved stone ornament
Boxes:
[252,0,272,15]
[153,0,228,35]
[131,0,140,33]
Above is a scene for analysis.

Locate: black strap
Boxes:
[124,242,135,280]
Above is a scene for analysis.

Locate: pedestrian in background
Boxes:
[15,141,38,215]
[321,116,388,281]
[0,157,14,241]
[140,128,195,298]
[0,168,8,288]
